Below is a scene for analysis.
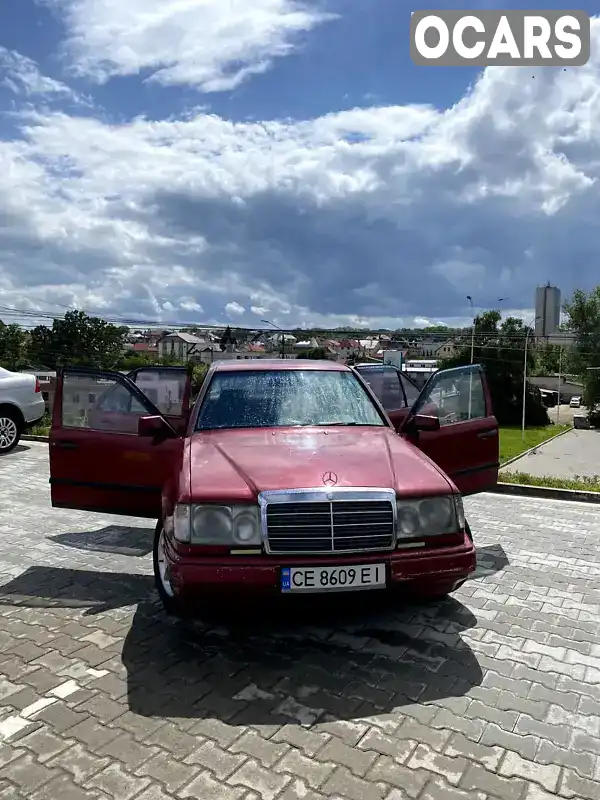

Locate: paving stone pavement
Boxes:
[0,441,599,800]
[500,428,600,480]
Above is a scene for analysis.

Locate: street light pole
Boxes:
[261,319,285,359]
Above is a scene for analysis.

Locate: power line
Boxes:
[0,308,588,342]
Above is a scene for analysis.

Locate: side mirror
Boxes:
[138,415,172,438]
[409,414,440,432]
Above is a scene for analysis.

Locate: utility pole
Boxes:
[522,316,541,441]
[466,295,506,419]
[467,296,474,419]
[556,346,562,425]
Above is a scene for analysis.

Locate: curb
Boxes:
[491,481,600,504]
[499,424,574,470]
[22,435,49,443]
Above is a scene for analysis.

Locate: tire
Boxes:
[152,521,189,618]
[0,408,22,455]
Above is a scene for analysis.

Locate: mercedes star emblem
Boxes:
[322,471,338,486]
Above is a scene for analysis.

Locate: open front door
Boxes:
[50,367,185,518]
[127,366,192,436]
[399,365,499,495]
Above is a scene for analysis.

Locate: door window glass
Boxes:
[399,373,420,406]
[62,374,149,434]
[132,370,187,415]
[412,368,487,426]
[357,367,406,410]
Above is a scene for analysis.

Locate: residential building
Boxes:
[535,284,561,337]
[433,339,458,359]
[157,332,207,362]
[130,341,159,357]
[266,333,296,353]
[413,339,441,357]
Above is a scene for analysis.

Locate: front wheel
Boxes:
[0,410,21,454]
[153,522,188,618]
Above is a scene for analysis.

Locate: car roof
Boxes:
[210,359,350,373]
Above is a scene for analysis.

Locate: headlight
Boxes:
[396,495,463,539]
[173,503,261,545]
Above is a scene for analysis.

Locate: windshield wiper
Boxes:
[316,421,370,426]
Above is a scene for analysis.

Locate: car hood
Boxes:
[187,427,453,502]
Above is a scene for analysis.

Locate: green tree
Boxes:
[27,311,128,370]
[28,325,54,368]
[533,343,570,376]
[563,288,600,410]
[0,322,28,371]
[118,351,159,371]
[299,347,328,360]
[191,363,209,398]
[444,310,549,426]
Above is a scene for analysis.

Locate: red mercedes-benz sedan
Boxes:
[49,359,499,616]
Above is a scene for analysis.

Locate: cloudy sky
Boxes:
[0,1,598,331]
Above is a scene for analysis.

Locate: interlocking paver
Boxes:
[1,442,600,799]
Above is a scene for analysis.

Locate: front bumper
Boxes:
[165,532,476,596]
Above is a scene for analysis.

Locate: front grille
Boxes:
[262,491,396,555]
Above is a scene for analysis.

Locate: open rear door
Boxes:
[399,365,499,495]
[50,367,185,518]
[127,366,192,436]
[354,365,420,429]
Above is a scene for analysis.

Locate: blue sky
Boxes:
[0,1,598,329]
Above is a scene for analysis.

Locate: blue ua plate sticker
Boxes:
[281,568,291,592]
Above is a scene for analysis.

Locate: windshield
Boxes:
[195,369,387,430]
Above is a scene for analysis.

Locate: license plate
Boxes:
[281,564,386,593]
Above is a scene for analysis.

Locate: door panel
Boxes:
[400,365,499,495]
[50,368,184,518]
[127,366,192,435]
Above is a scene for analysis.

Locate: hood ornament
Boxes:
[322,471,338,486]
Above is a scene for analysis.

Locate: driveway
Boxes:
[0,442,599,800]
[501,428,600,480]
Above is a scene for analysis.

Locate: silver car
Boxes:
[0,368,46,453]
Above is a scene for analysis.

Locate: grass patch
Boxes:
[27,413,51,437]
[499,424,572,464]
[499,471,600,493]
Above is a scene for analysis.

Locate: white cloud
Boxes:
[1,20,600,329]
[225,301,246,317]
[51,0,334,92]
[0,47,86,104]
[180,299,203,313]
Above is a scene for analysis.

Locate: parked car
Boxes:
[0,368,46,454]
[49,360,499,616]
[570,396,581,408]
